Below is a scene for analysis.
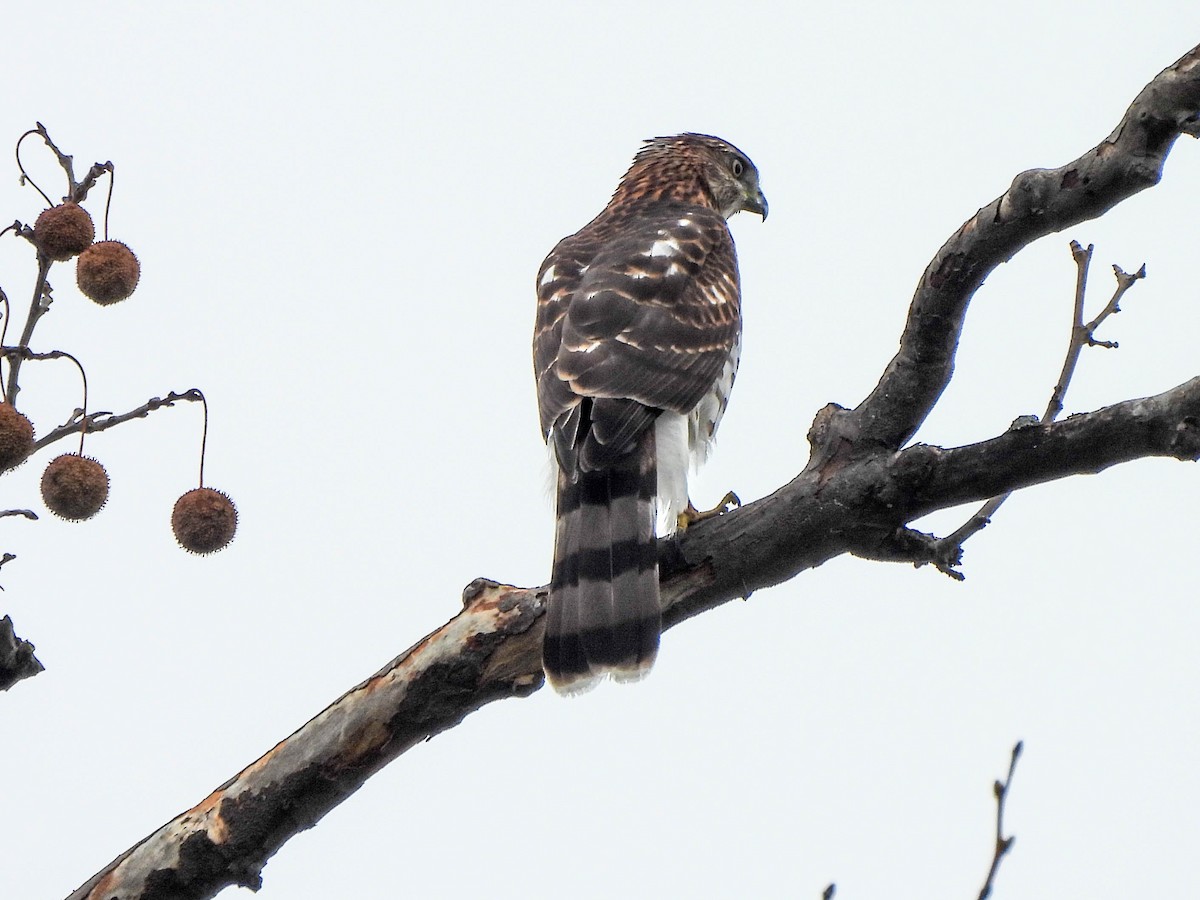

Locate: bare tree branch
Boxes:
[4,256,52,405]
[828,43,1200,456]
[33,389,205,452]
[663,374,1200,627]
[933,243,1147,562]
[16,122,113,206]
[978,741,1023,900]
[65,378,1200,898]
[67,43,1200,900]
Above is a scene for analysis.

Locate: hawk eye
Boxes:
[731,158,745,177]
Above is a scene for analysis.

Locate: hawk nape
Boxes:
[533,134,766,694]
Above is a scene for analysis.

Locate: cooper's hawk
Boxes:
[534,133,766,694]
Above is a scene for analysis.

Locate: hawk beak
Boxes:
[743,188,768,221]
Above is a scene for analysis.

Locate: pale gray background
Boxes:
[2,2,1199,898]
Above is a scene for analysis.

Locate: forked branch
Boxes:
[930,243,1147,571]
[832,44,1200,455]
[33,389,205,452]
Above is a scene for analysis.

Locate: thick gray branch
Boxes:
[840,44,1200,454]
[663,377,1200,626]
[898,379,1200,518]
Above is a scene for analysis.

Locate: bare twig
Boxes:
[978,741,1023,900]
[929,244,1146,572]
[2,348,92,454]
[73,161,114,208]
[2,349,204,451]
[32,388,206,452]
[1046,241,1100,424]
[3,257,53,405]
[0,509,38,521]
[1049,244,1146,420]
[4,127,118,406]
[14,123,113,206]
[0,550,15,587]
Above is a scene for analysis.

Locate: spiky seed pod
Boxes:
[76,240,140,305]
[33,202,95,261]
[171,487,237,554]
[41,454,109,521]
[0,403,35,472]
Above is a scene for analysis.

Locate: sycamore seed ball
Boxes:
[172,487,237,554]
[0,404,35,472]
[41,454,109,521]
[33,203,95,261]
[77,240,140,305]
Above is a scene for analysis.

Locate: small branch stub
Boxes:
[0,615,43,690]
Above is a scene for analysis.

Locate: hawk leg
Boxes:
[676,490,741,531]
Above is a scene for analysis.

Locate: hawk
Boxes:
[534,133,767,695]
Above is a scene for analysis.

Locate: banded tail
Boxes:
[543,429,660,695]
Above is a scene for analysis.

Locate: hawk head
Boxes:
[617,133,768,221]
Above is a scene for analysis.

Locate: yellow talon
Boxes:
[676,491,741,530]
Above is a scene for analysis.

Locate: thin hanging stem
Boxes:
[15,129,54,207]
[66,351,89,456]
[102,165,114,241]
[0,288,9,392]
[195,389,209,487]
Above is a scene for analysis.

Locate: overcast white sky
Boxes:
[3,3,1200,898]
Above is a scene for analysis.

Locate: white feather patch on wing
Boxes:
[655,411,689,535]
[647,238,680,258]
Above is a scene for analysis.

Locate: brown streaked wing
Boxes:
[534,235,598,439]
[555,202,739,424]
